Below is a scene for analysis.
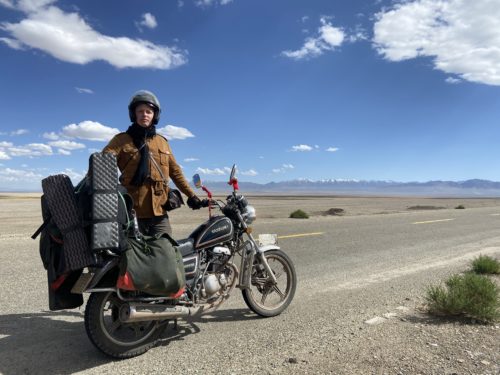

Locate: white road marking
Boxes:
[412,218,455,225]
[490,213,500,216]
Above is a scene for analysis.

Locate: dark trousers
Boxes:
[138,215,172,236]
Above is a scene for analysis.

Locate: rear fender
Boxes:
[87,258,120,289]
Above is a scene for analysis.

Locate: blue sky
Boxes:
[0,0,499,190]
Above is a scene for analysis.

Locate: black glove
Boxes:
[187,195,203,210]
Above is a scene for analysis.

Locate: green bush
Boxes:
[426,273,499,323]
[455,204,465,209]
[471,255,500,275]
[289,209,309,219]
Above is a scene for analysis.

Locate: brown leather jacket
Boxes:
[103,132,195,218]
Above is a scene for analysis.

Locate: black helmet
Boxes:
[128,90,161,125]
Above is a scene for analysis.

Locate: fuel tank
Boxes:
[189,215,234,250]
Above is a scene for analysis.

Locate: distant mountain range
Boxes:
[3,178,500,197]
[200,179,500,197]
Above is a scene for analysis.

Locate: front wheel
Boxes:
[84,292,167,359]
[242,249,297,317]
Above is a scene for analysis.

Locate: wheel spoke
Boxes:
[107,319,122,334]
[260,289,270,305]
[272,285,286,301]
[252,277,268,285]
[132,324,143,338]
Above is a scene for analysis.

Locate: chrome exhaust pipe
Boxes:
[119,304,206,323]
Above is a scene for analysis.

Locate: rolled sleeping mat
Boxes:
[89,152,120,252]
[41,174,96,272]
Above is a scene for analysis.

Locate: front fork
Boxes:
[238,233,277,289]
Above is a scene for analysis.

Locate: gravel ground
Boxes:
[0,195,498,374]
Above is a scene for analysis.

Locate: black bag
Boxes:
[149,154,185,212]
[40,174,96,272]
[118,234,186,296]
[164,188,185,211]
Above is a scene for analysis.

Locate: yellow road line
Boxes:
[412,218,455,225]
[278,232,324,239]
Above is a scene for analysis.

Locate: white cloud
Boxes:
[42,131,60,140]
[348,24,368,43]
[157,125,195,140]
[87,148,100,153]
[291,144,313,152]
[241,169,258,176]
[184,157,199,162]
[0,0,15,9]
[0,37,24,49]
[10,129,29,135]
[27,143,52,156]
[75,87,93,94]
[196,167,231,175]
[195,0,232,6]
[272,163,294,173]
[7,143,52,157]
[282,17,345,60]
[139,13,157,29]
[1,3,187,70]
[58,148,71,155]
[0,151,11,160]
[62,121,119,142]
[48,140,85,150]
[7,147,30,157]
[445,77,461,84]
[17,0,57,12]
[326,147,339,152]
[0,141,14,147]
[60,168,85,182]
[0,167,43,182]
[373,0,500,86]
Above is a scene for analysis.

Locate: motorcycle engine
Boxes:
[201,246,233,299]
[203,273,228,298]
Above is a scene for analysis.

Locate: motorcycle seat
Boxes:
[176,237,195,257]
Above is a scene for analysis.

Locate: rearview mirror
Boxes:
[193,174,202,188]
[229,164,237,182]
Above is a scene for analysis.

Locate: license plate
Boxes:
[71,272,94,294]
[258,233,278,246]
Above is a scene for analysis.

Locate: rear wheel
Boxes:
[242,250,297,317]
[84,292,167,359]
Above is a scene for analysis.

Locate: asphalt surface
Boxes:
[0,202,499,374]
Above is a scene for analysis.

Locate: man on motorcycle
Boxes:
[102,90,203,236]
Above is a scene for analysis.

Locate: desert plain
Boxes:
[0,193,499,374]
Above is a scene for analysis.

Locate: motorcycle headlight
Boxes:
[242,205,256,224]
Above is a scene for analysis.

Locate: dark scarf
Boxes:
[126,123,156,186]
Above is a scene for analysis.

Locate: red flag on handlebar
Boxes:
[229,177,239,191]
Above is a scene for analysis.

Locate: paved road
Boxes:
[1,205,499,374]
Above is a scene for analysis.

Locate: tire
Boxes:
[242,249,297,317]
[84,292,167,359]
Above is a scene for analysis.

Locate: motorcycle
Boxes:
[78,164,297,358]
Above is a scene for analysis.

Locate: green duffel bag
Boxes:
[117,234,186,297]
